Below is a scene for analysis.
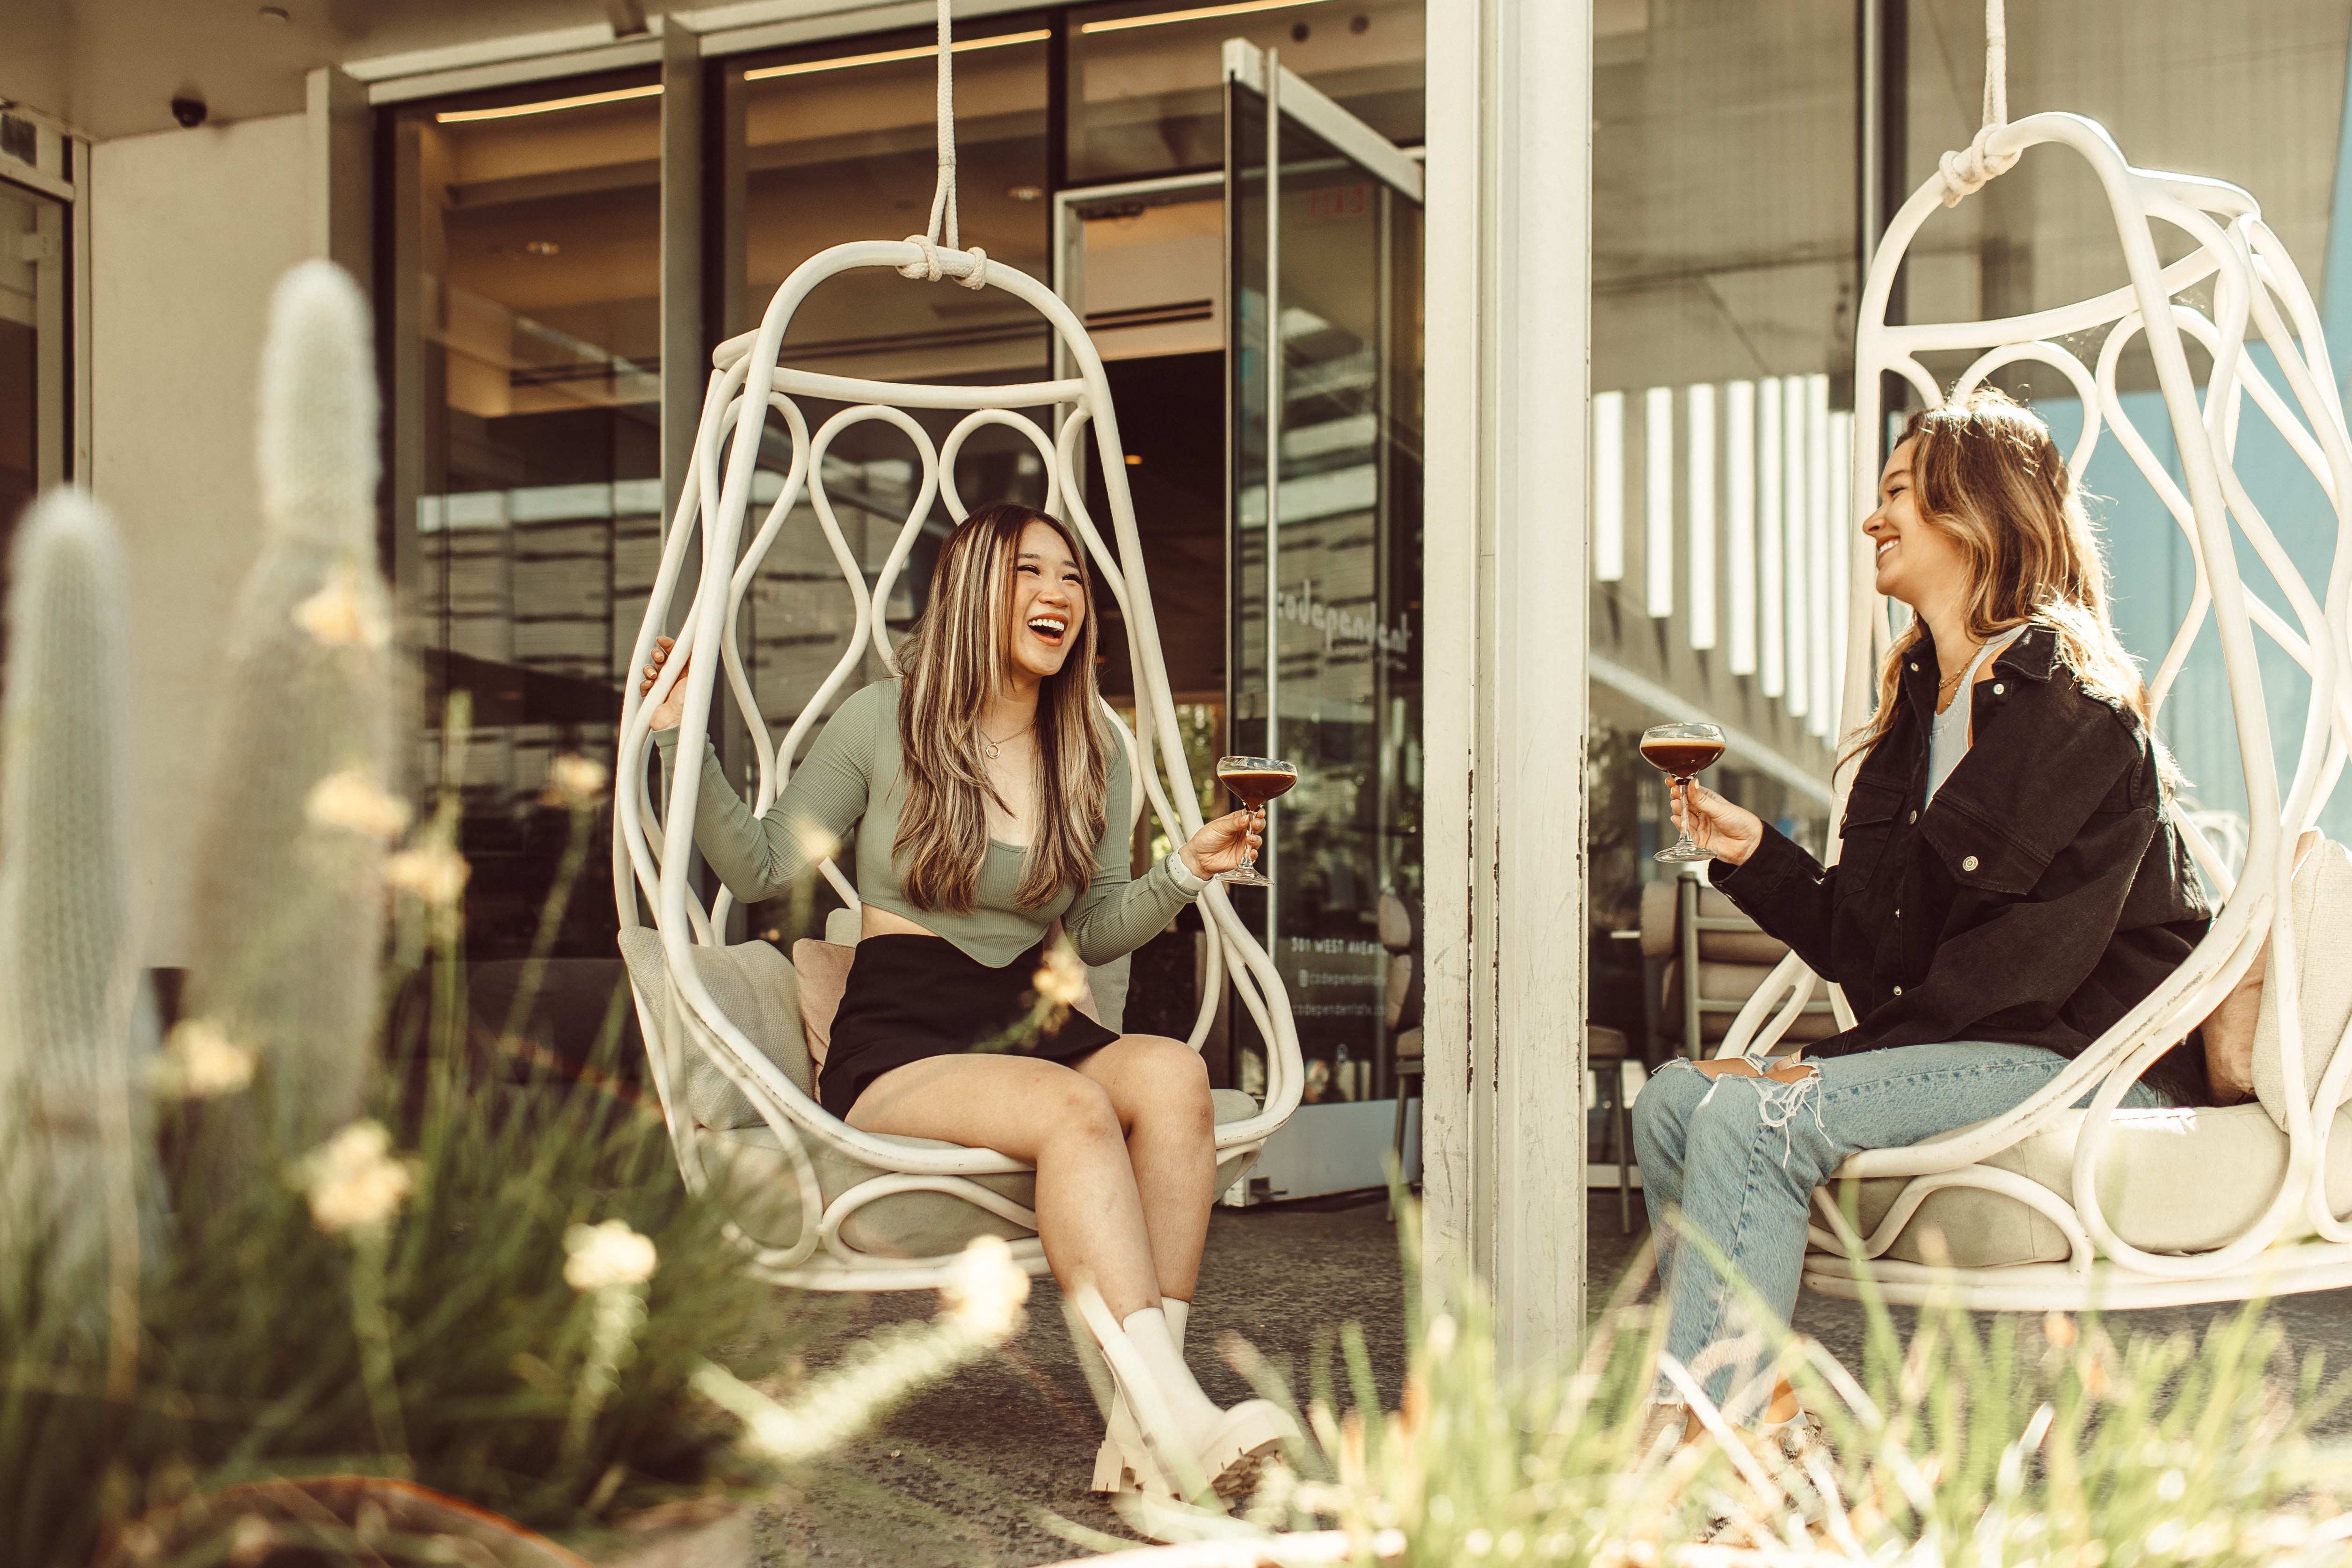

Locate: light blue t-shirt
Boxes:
[1925,628,2024,808]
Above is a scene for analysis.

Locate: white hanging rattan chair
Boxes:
[610,1,1303,1292]
[1716,0,2352,1310]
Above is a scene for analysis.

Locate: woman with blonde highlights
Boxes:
[643,502,1289,1500]
[1633,389,2211,1475]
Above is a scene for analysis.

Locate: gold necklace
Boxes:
[980,723,1033,761]
[1935,640,1982,695]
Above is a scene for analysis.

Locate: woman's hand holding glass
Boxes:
[1178,810,1265,880]
[1668,780,1767,867]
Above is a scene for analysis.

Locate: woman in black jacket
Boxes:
[1634,388,2211,1455]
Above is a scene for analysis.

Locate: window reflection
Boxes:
[1070,0,1424,182]
[1229,96,1423,1105]
[1587,1,1854,1052]
[389,74,661,959]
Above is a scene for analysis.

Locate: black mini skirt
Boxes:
[816,933,1121,1118]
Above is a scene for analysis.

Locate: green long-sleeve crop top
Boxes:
[651,679,1193,968]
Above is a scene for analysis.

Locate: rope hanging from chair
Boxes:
[1936,0,2021,207]
[900,0,990,289]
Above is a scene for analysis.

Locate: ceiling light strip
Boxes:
[1083,0,1328,35]
[1591,390,1625,583]
[1725,379,1757,675]
[434,82,663,124]
[744,28,1049,82]
[1759,377,1785,698]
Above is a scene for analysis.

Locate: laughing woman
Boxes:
[1634,389,2212,1458]
[642,502,1288,1498]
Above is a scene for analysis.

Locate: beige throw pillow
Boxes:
[2251,832,2352,1130]
[792,940,856,1066]
[2199,831,2326,1104]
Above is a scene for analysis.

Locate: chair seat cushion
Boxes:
[1821,1101,2352,1269]
[703,1087,1264,1259]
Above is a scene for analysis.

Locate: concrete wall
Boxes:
[90,114,311,968]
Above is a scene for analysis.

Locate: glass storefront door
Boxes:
[1224,43,1423,1195]
[0,171,67,691]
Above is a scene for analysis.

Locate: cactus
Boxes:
[0,489,162,1321]
[180,260,396,1157]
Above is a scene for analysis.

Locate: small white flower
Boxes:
[306,768,412,840]
[1031,944,1091,1010]
[542,753,610,810]
[564,1218,658,1291]
[939,1234,1029,1337]
[298,1120,416,1235]
[153,1018,256,1098]
[228,1514,275,1562]
[291,564,389,649]
[385,845,470,906]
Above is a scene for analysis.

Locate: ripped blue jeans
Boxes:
[1630,1041,2169,1421]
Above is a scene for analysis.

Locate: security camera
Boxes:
[170,94,208,129]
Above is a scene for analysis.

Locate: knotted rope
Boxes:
[899,0,990,290]
[1936,0,2020,207]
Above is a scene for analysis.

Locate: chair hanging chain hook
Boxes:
[900,0,990,290]
[1936,0,2020,208]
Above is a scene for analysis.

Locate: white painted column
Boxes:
[1423,0,1592,1369]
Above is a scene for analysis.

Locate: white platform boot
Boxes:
[1087,1299,1292,1502]
[1091,1297,1186,1495]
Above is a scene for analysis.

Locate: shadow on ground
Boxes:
[756,1192,2352,1566]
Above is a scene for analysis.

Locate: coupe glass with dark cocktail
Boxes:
[1214,756,1296,887]
[1641,722,1728,864]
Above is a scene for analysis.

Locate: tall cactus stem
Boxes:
[0,489,161,1350]
[182,260,397,1158]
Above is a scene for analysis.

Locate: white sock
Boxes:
[1119,1305,1223,1439]
[1163,1297,1190,1354]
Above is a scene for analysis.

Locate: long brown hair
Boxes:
[1844,388,2153,767]
[894,503,1110,912]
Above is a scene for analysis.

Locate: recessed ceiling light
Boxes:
[524,239,561,256]
[1007,184,1043,202]
[435,83,661,124]
[744,29,1049,83]
[1081,0,1325,36]
[1124,454,1143,466]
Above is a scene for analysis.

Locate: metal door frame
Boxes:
[0,107,89,490]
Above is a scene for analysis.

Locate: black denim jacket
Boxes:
[1709,623,2215,1105]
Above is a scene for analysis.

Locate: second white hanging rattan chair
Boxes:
[1715,6,2352,1310]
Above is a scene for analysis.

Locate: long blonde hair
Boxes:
[894,503,1110,912]
[1844,388,2153,767]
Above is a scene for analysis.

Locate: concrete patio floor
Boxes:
[754,1192,2352,1567]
